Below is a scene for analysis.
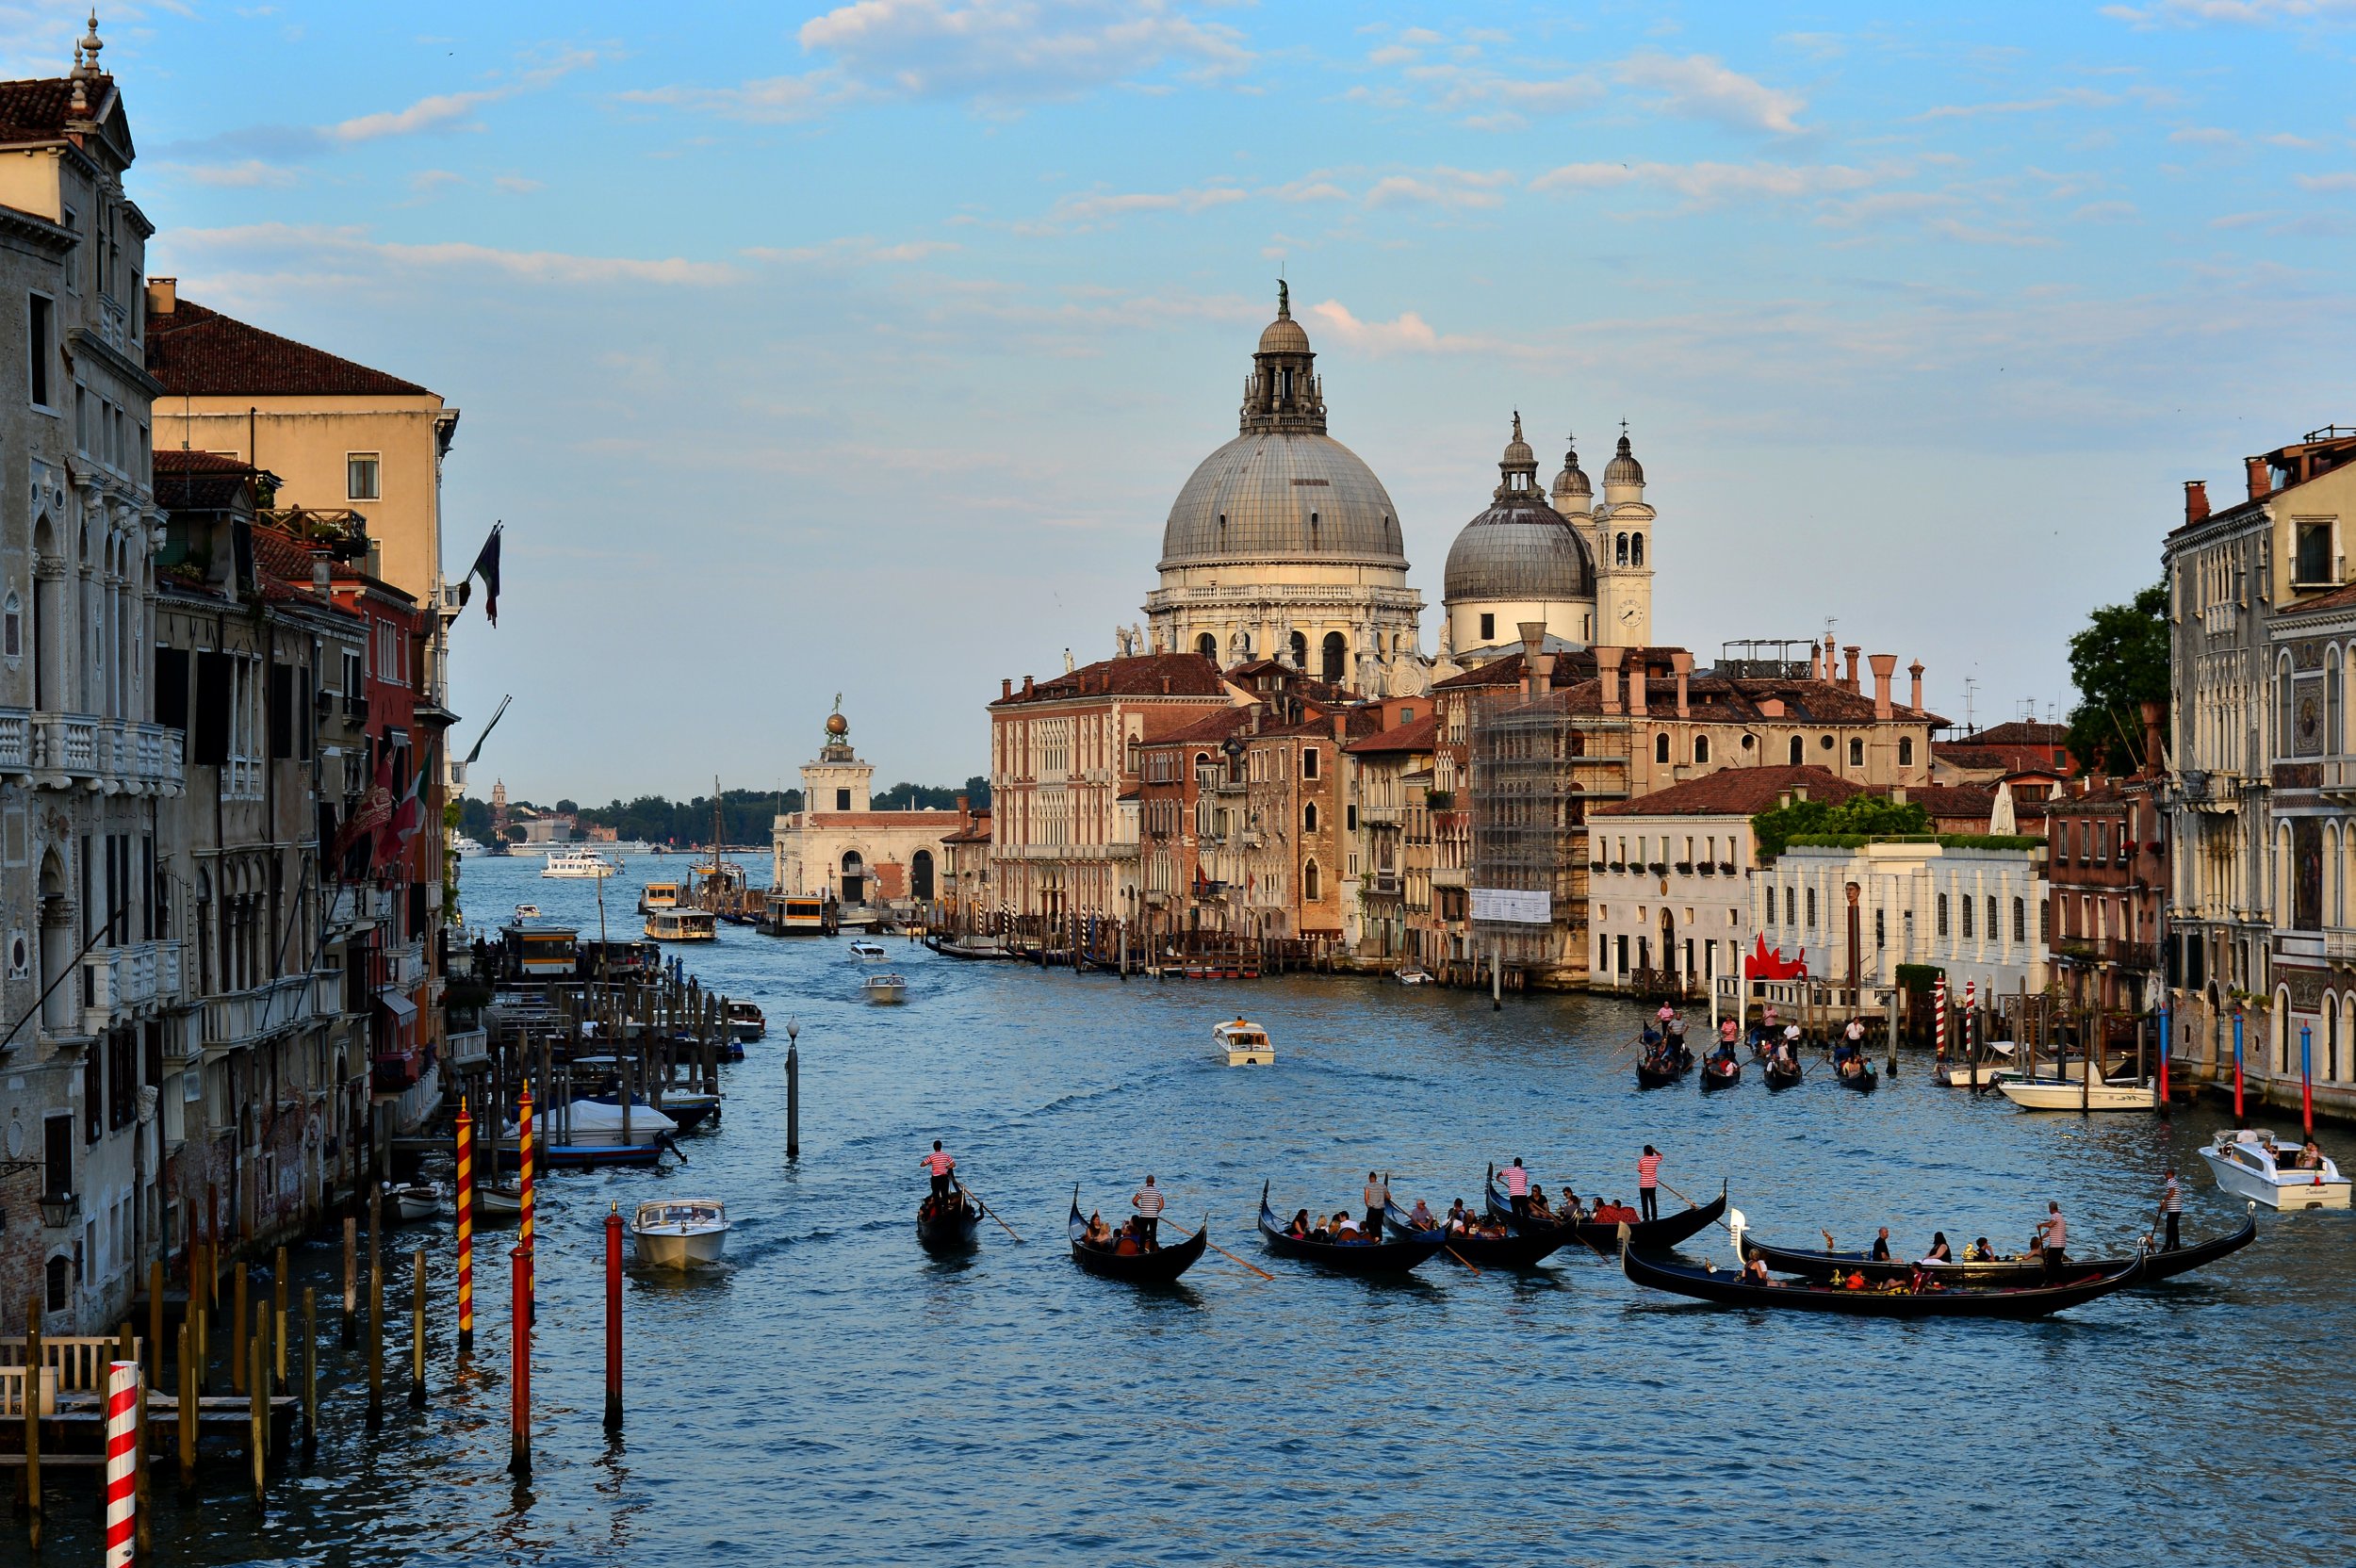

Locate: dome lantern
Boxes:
[1551,433,1592,515]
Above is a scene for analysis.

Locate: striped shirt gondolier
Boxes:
[1132,1186,1166,1217]
[2162,1176,2183,1213]
[1133,1183,1166,1248]
[1636,1153,1662,1188]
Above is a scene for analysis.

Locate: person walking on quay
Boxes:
[1637,1146,1663,1223]
[1500,1157,1530,1226]
[2157,1169,2183,1252]
[921,1140,957,1203]
[2037,1201,2068,1281]
[1131,1174,1166,1250]
[1364,1171,1391,1233]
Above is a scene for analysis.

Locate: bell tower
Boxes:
[801,699,872,816]
[1595,426,1654,647]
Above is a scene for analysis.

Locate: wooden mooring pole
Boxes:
[176,1321,197,1487]
[341,1217,356,1348]
[410,1249,428,1409]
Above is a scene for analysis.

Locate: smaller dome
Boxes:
[1258,315,1311,355]
[1501,410,1534,467]
[1553,440,1591,499]
[1604,432,1644,488]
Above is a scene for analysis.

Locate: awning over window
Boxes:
[378,991,418,1022]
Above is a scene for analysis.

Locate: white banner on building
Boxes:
[1470,887,1551,924]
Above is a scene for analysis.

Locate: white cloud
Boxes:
[1531,159,1879,206]
[408,170,466,197]
[2103,0,2356,27]
[1614,51,1807,135]
[2297,171,2356,190]
[797,0,1251,103]
[328,50,597,143]
[163,159,301,189]
[617,72,847,124]
[746,237,965,264]
[1033,182,1250,226]
[168,223,741,287]
[1364,167,1512,210]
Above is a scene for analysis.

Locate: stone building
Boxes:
[771,707,961,914]
[937,799,992,931]
[1343,710,1440,962]
[1144,286,1425,696]
[0,33,188,1330]
[1752,838,2048,1004]
[1442,416,1598,659]
[2045,765,2166,1018]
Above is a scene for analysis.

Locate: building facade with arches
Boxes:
[771,708,965,915]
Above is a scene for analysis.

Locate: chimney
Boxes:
[310,551,332,597]
[956,793,971,827]
[1002,678,1013,700]
[1779,790,1793,810]
[1518,622,1546,698]
[2247,456,2270,502]
[2139,699,2165,779]
[1251,705,1263,735]
[1842,646,1861,693]
[2184,480,2210,527]
[1161,675,1171,694]
[1908,661,1924,712]
[1022,675,1034,697]
[1628,664,1647,717]
[1870,653,1896,721]
[147,276,176,316]
[1333,711,1348,743]
[1809,643,1823,680]
[1596,646,1625,714]
[1824,634,1838,680]
[1793,784,1809,803]
[1671,649,1693,717]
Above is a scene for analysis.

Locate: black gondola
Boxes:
[1068,1189,1210,1283]
[1635,1056,1681,1089]
[1484,1166,1729,1254]
[1622,1241,2147,1317]
[1763,1058,1804,1091]
[917,1187,985,1250]
[1738,1207,2257,1289]
[1699,1057,1742,1091]
[1258,1184,1448,1276]
[1381,1203,1570,1268]
[1836,1062,1879,1094]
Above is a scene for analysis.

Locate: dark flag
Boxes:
[466,523,502,625]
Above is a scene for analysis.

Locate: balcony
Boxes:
[1370,872,1400,896]
[1362,804,1402,825]
[201,973,313,1054]
[2325,760,2356,798]
[446,1026,488,1068]
[1432,865,1467,889]
[80,940,183,1031]
[17,713,185,794]
[375,940,426,992]
[325,885,391,929]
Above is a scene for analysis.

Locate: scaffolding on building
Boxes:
[1465,684,1629,983]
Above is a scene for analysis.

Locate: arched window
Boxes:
[1693,735,1710,764]
[1788,735,1804,766]
[1288,629,1308,668]
[1303,859,1320,902]
[1302,802,1318,832]
[1655,732,1670,764]
[909,849,934,900]
[1630,532,1644,566]
[1987,895,1998,942]
[1899,736,1915,768]
[1322,631,1347,684]
[1196,633,1217,661]
[1615,533,1629,566]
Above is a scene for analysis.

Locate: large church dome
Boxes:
[1444,414,1595,603]
[1157,285,1407,570]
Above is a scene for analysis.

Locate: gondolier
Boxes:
[2037,1200,2068,1280]
[1499,1158,1530,1224]
[2158,1169,2182,1251]
[922,1140,957,1202]
[1132,1174,1167,1250]
[1363,1171,1390,1233]
[1637,1146,1663,1222]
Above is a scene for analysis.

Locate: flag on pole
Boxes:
[464,694,512,767]
[463,523,502,626]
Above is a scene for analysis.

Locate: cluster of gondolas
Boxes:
[1642,1012,1884,1094]
[921,1157,2260,1319]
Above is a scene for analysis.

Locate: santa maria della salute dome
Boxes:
[1142,285,1655,695]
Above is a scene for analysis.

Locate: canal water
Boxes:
[57,855,2356,1566]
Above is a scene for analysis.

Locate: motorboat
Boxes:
[451,834,488,857]
[1938,1042,2020,1086]
[475,1179,524,1220]
[1394,966,1432,986]
[542,848,620,879]
[514,903,542,920]
[728,1001,766,1041]
[630,1199,731,1268]
[1997,1075,2158,1112]
[1214,1017,1274,1067]
[584,1086,721,1132]
[864,972,908,1004]
[514,1097,679,1150]
[644,907,719,942]
[2201,1129,2350,1210]
[847,940,889,959]
[385,1182,442,1223]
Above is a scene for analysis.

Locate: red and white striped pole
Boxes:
[517,1084,536,1324]
[1933,976,1949,1060]
[1962,978,1976,1057]
[455,1097,474,1354]
[104,1360,138,1565]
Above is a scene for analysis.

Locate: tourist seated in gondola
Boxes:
[1333,1212,1362,1241]
[1115,1219,1144,1256]
[1919,1232,1954,1265]
[1966,1236,1997,1262]
[1445,1200,1471,1234]
[1641,1024,1664,1049]
[1086,1212,1114,1247]
[1287,1208,1313,1239]
[1308,1214,1332,1243]
[1406,1198,1436,1230]
[1841,1268,1869,1290]
[1562,1190,1589,1224]
[1870,1228,1892,1262]
[1526,1185,1555,1222]
[1743,1255,1777,1285]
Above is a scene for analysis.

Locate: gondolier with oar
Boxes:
[1499,1157,1530,1225]
[1131,1173,1166,1250]
[922,1140,957,1206]
[2157,1168,2183,1251]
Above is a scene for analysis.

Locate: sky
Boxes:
[14,0,2356,800]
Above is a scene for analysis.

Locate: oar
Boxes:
[958,1182,1024,1243]
[1657,1179,1736,1234]
[1161,1217,1274,1282]
[1444,1244,1484,1276]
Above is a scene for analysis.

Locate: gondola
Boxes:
[1381,1203,1571,1268]
[1763,1057,1804,1091]
[1258,1184,1448,1276]
[1737,1207,2257,1289]
[1635,1056,1681,1089]
[1067,1189,1210,1283]
[1484,1166,1729,1254]
[1699,1057,1742,1092]
[1836,1061,1879,1094]
[917,1187,985,1250]
[1623,1240,2147,1318]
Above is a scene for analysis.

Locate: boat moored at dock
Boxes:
[645,907,719,942]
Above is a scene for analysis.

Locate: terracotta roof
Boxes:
[2277,580,2356,619]
[1142,708,1256,747]
[1345,711,1441,756]
[993,651,1230,707]
[941,814,992,844]
[0,78,90,143]
[1932,744,2066,776]
[1593,765,1861,818]
[153,449,255,512]
[146,297,433,398]
[1958,720,2068,746]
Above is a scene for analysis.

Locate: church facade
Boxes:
[770,708,961,910]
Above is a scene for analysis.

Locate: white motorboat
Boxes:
[475,1179,524,1220]
[513,1097,679,1149]
[2201,1129,2351,1210]
[542,848,619,879]
[1938,1042,2019,1086]
[630,1199,730,1268]
[864,972,908,1004]
[1214,1017,1274,1067]
[514,903,542,920]
[1395,966,1433,986]
[451,834,488,857]
[847,940,889,959]
[385,1182,443,1222]
[1996,1076,2158,1112]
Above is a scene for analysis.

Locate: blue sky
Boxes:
[20,1,2356,799]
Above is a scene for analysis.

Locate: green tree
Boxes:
[2066,582,2168,776]
[1752,794,1930,860]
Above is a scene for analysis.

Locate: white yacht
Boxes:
[1996,1075,2158,1112]
[2201,1129,2350,1210]
[630,1199,731,1267]
[1214,1017,1274,1067]
[542,848,620,879]
[450,833,488,857]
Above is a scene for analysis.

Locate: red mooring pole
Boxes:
[509,1246,531,1478]
[455,1097,474,1354]
[604,1203,624,1431]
